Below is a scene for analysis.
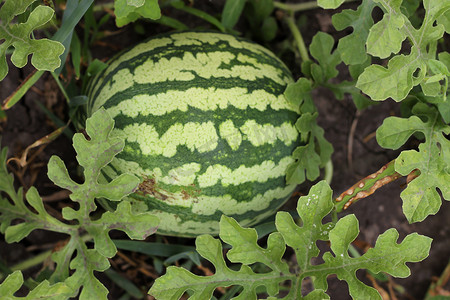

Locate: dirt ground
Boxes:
[0,1,449,299]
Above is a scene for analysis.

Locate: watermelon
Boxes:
[86,31,301,237]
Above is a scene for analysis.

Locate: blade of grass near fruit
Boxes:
[171,1,226,32]
[221,0,247,29]
[104,268,144,299]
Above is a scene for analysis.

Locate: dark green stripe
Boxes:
[112,105,298,137]
[115,137,300,176]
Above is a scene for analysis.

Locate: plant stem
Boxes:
[2,70,44,110]
[51,73,70,103]
[285,15,310,63]
[9,250,52,272]
[274,1,320,11]
[348,244,361,258]
[324,159,333,185]
[274,0,359,12]
[425,258,450,299]
[331,207,338,223]
[334,160,421,212]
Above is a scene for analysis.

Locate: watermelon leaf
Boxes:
[0,0,65,80]
[0,109,159,299]
[285,79,333,184]
[376,103,450,222]
[149,181,432,299]
[356,0,450,101]
[306,214,432,299]
[331,0,376,65]
[149,218,296,300]
[317,0,346,9]
[114,0,161,27]
[276,181,335,271]
[308,32,340,84]
[0,271,74,299]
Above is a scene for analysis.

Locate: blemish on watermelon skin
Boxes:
[138,177,169,201]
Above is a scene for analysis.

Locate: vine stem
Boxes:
[324,159,333,186]
[284,15,310,63]
[425,258,450,299]
[334,160,420,212]
[273,0,360,12]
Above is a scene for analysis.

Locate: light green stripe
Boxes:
[170,32,281,60]
[131,50,287,85]
[89,37,173,101]
[193,184,294,215]
[113,122,219,157]
[219,120,242,150]
[92,50,289,112]
[197,156,293,188]
[91,68,134,113]
[112,120,298,157]
[109,154,293,189]
[240,120,298,147]
[133,184,295,236]
[104,87,298,119]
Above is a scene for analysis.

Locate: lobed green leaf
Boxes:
[307,215,432,299]
[332,0,376,65]
[308,32,340,84]
[276,181,335,270]
[0,271,74,299]
[377,103,450,222]
[150,216,294,299]
[1,109,158,299]
[356,0,450,101]
[366,0,406,59]
[285,79,333,185]
[0,0,65,80]
[151,181,432,299]
[114,0,161,27]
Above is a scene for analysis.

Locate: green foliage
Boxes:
[222,0,247,29]
[318,0,346,10]
[0,0,65,80]
[285,79,333,184]
[244,0,277,41]
[0,109,159,299]
[114,0,161,27]
[376,103,450,222]
[149,181,432,299]
[331,0,376,65]
[354,0,450,101]
[0,271,73,299]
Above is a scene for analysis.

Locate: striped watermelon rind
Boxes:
[87,31,301,237]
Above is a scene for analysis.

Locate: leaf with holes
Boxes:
[377,103,450,222]
[356,0,450,101]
